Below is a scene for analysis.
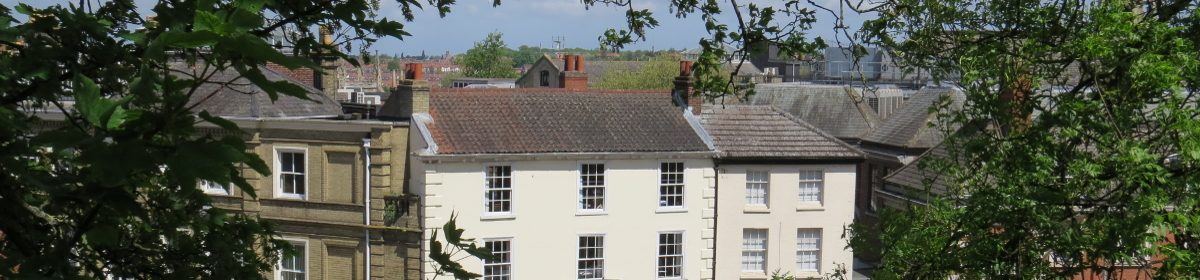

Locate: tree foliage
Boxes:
[841,0,1200,278]
[455,32,519,79]
[592,55,679,90]
[0,0,426,278]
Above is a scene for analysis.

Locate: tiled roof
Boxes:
[178,64,342,119]
[701,105,863,160]
[750,83,881,140]
[426,89,710,154]
[861,87,964,149]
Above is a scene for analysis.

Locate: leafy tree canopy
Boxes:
[455,32,519,79]
[0,0,423,278]
[841,0,1200,278]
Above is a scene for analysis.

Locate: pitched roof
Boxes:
[883,144,954,195]
[178,64,342,119]
[861,87,964,149]
[701,105,863,160]
[425,89,710,154]
[750,83,881,140]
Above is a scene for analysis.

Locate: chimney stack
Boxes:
[315,25,340,98]
[560,54,588,91]
[564,54,576,73]
[378,63,431,119]
[673,61,700,114]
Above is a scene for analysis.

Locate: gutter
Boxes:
[416,150,719,162]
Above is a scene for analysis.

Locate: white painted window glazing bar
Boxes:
[745,171,769,206]
[659,162,685,207]
[796,229,821,272]
[798,170,823,203]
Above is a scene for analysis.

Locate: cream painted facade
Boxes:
[715,164,856,279]
[409,139,718,279]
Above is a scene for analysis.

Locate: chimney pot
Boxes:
[679,61,693,76]
[319,25,334,46]
[564,54,576,73]
[575,55,585,72]
[410,62,424,80]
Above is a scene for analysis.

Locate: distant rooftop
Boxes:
[176,63,342,119]
[750,83,881,140]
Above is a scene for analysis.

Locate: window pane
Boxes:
[657,232,683,278]
[742,229,767,272]
[659,162,685,207]
[578,236,605,279]
[746,171,769,206]
[796,229,821,272]
[484,165,513,213]
[484,240,512,280]
[798,170,823,203]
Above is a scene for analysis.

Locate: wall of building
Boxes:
[206,119,421,280]
[414,156,716,280]
[515,58,561,88]
[715,163,857,279]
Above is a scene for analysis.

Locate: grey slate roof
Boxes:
[883,144,953,195]
[426,89,710,154]
[177,64,342,119]
[861,87,964,149]
[749,83,881,140]
[701,105,863,160]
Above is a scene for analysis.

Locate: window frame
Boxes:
[273,147,308,200]
[656,231,685,279]
[577,234,606,280]
[201,180,231,195]
[797,170,824,204]
[275,237,308,280]
[578,163,607,213]
[483,164,514,215]
[482,238,513,280]
[658,162,686,209]
[745,170,770,207]
[741,228,768,273]
[539,70,550,87]
[796,228,821,273]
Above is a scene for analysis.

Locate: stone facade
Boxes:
[206,119,422,280]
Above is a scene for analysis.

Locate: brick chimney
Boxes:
[315,25,341,98]
[673,61,700,114]
[560,54,588,91]
[377,63,430,119]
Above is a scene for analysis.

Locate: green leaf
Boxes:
[105,107,128,129]
[158,30,220,48]
[73,74,113,127]
[85,224,121,247]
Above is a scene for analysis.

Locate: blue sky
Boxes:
[2,0,872,55]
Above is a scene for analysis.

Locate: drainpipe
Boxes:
[362,135,372,280]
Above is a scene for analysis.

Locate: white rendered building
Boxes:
[409,88,718,280]
[701,105,864,279]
